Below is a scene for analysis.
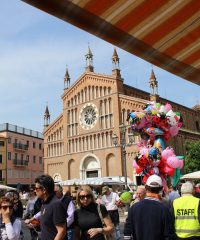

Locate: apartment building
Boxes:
[0,123,44,188]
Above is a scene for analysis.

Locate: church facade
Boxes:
[43,48,200,183]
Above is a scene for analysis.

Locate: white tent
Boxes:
[59,177,124,186]
[181,171,200,180]
[0,185,16,190]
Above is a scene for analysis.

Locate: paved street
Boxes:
[22,210,126,239]
[22,222,31,239]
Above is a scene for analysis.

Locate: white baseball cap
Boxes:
[146,175,163,187]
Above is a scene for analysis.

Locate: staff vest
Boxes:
[173,195,200,238]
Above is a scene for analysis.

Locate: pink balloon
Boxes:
[179,160,184,169]
[161,147,174,160]
[165,103,172,112]
[137,117,147,129]
[133,160,138,168]
[167,156,180,168]
[139,147,149,156]
[160,174,168,192]
[169,125,179,137]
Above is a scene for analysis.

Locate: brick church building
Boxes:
[43,48,200,183]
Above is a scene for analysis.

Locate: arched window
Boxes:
[196,121,200,131]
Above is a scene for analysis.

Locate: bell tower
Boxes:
[149,69,159,102]
[112,47,121,78]
[64,66,70,90]
[85,45,94,72]
[44,104,50,128]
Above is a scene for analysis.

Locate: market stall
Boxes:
[181,171,200,180]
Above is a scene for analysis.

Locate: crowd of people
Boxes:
[124,175,200,240]
[0,174,200,240]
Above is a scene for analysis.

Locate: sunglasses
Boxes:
[0,205,13,210]
[34,186,43,191]
[79,194,92,200]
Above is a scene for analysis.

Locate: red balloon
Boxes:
[147,168,154,175]
[163,131,171,141]
[163,164,174,177]
[159,158,166,168]
[136,155,149,168]
[142,174,148,184]
[136,165,143,174]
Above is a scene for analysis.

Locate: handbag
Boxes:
[97,205,114,240]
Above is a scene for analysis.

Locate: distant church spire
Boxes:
[112,47,121,78]
[149,68,159,102]
[85,44,94,72]
[64,65,70,89]
[149,69,158,95]
[44,104,50,127]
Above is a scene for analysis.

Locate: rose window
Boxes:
[79,103,98,130]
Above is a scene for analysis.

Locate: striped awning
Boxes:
[22,0,200,86]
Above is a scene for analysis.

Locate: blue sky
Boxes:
[0,1,199,133]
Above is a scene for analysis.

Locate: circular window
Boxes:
[79,103,98,130]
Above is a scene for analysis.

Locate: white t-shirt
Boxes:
[24,196,37,216]
[101,192,119,211]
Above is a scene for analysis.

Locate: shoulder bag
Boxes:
[97,204,114,240]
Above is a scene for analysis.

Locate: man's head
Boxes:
[181,181,194,196]
[145,175,163,194]
[136,185,146,201]
[35,174,55,200]
[102,186,110,196]
[54,184,63,199]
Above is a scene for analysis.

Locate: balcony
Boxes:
[13,159,29,166]
[13,143,28,151]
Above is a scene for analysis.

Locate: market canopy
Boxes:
[181,171,200,180]
[59,177,124,186]
[0,185,16,191]
[22,0,200,86]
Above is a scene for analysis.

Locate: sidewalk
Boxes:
[119,207,127,239]
[119,207,127,223]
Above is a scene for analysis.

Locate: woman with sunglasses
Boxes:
[0,196,21,239]
[74,186,113,240]
[5,191,23,219]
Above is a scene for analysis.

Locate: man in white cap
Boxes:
[124,175,176,240]
[172,181,200,239]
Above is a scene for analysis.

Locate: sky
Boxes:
[0,1,199,133]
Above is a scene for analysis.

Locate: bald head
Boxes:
[136,186,146,201]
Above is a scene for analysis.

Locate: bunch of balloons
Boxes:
[127,101,184,188]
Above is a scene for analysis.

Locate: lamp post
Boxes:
[112,123,134,190]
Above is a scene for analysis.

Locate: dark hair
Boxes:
[54,184,63,193]
[172,186,177,191]
[0,197,13,207]
[35,175,54,194]
[145,185,163,194]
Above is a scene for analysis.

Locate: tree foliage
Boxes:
[184,140,200,174]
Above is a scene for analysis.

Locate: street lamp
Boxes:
[112,123,134,189]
